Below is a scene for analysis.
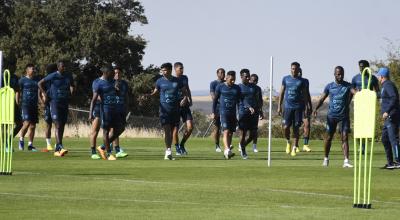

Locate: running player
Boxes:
[150,63,188,160]
[89,71,102,159]
[41,63,57,152]
[278,62,310,156]
[238,69,258,159]
[38,61,74,157]
[174,62,192,155]
[111,67,129,158]
[299,68,312,152]
[209,68,225,152]
[213,70,241,159]
[17,64,40,151]
[249,73,263,153]
[313,66,355,167]
[89,66,124,160]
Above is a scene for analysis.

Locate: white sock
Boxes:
[166,148,171,152]
[46,138,51,146]
[344,158,349,163]
[28,141,33,146]
[19,137,24,141]
[253,144,257,149]
[324,157,329,160]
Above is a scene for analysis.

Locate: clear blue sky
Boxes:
[132,0,400,93]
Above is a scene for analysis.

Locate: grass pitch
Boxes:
[0,138,399,220]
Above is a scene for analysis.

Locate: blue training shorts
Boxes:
[221,113,237,133]
[21,105,39,123]
[326,116,351,134]
[283,108,303,128]
[50,101,69,124]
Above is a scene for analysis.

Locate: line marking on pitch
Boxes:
[13,171,400,206]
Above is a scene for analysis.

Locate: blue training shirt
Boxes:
[43,71,73,103]
[282,75,306,109]
[210,80,225,114]
[177,75,189,101]
[239,83,258,114]
[213,83,241,115]
[115,79,129,111]
[323,81,352,119]
[93,78,117,111]
[156,76,182,112]
[19,76,40,106]
[351,73,378,91]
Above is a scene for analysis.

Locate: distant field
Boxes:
[0,138,399,220]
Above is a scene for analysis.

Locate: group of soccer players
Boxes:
[279,60,400,168]
[4,58,399,167]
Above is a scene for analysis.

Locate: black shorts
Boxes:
[326,116,351,134]
[159,105,180,127]
[50,101,69,124]
[101,108,126,130]
[238,112,258,130]
[21,105,38,123]
[221,114,237,133]
[180,106,193,122]
[283,108,303,128]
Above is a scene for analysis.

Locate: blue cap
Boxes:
[376,67,389,77]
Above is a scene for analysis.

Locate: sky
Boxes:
[131,0,400,94]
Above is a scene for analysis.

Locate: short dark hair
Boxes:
[335,66,344,72]
[358,60,369,67]
[100,66,112,74]
[114,66,122,72]
[25,63,34,69]
[291,62,300,68]
[217,68,225,73]
[161,62,173,70]
[174,62,183,68]
[226,70,236,77]
[240,68,250,76]
[46,63,57,74]
[250,74,259,80]
[57,61,65,68]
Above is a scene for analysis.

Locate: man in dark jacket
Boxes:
[377,67,400,169]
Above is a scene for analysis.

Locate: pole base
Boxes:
[353,204,372,209]
[0,172,12,175]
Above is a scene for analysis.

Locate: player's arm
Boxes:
[38,78,48,104]
[303,85,312,115]
[89,92,99,121]
[313,92,328,117]
[382,85,397,119]
[69,75,75,95]
[277,85,285,116]
[149,84,159,96]
[212,86,221,119]
[258,87,264,117]
[210,82,216,100]
[186,78,192,106]
[15,79,22,106]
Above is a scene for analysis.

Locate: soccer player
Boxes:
[89,72,102,159]
[376,67,400,169]
[210,68,225,152]
[38,61,74,157]
[89,66,124,160]
[213,70,241,159]
[16,64,40,151]
[237,69,259,159]
[299,68,312,152]
[249,73,263,153]
[111,67,129,158]
[150,63,188,160]
[313,66,355,167]
[278,62,310,156]
[174,62,193,155]
[351,60,379,155]
[41,63,58,152]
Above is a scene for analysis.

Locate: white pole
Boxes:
[0,51,3,87]
[268,56,273,167]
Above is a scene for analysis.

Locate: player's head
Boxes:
[334,66,344,83]
[216,68,225,81]
[226,71,236,86]
[114,66,122,80]
[290,62,300,77]
[57,61,65,73]
[174,62,184,76]
[160,62,173,77]
[240,68,250,84]
[100,66,113,79]
[358,60,370,72]
[25,63,34,76]
[376,67,390,84]
[46,63,57,75]
[250,74,259,84]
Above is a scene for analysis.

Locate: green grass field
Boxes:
[0,138,399,220]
